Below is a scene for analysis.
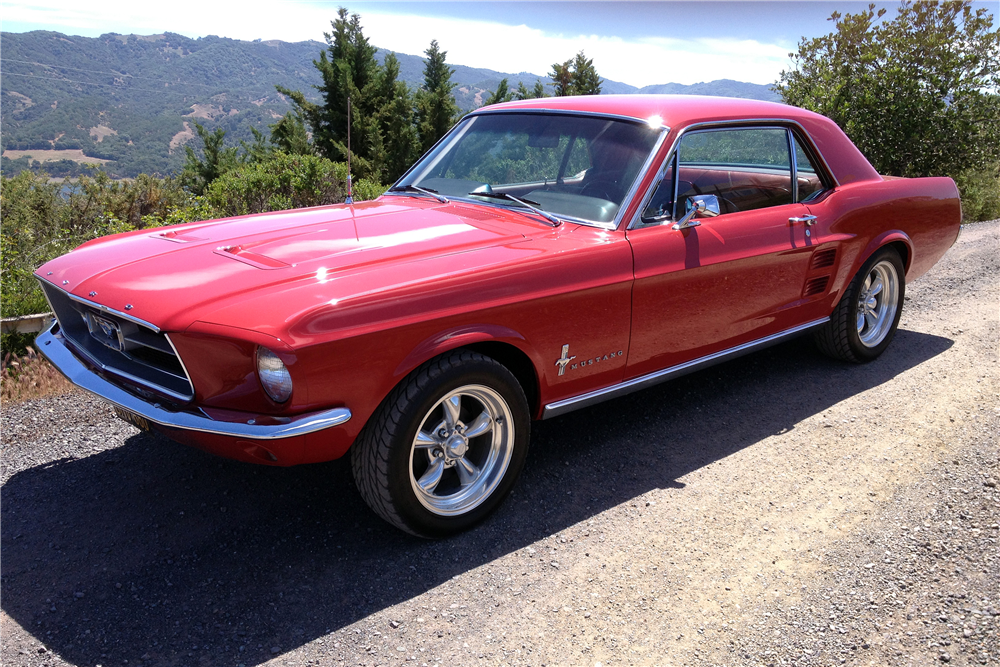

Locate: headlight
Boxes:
[256,346,292,403]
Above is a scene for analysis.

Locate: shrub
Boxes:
[2,158,383,354]
[1,170,194,324]
[955,166,1000,222]
[204,152,383,217]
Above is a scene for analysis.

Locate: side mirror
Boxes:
[672,194,721,231]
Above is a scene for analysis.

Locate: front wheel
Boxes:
[351,350,530,538]
[815,247,905,362]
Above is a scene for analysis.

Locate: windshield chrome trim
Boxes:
[612,127,669,230]
[542,317,829,419]
[467,107,663,127]
[627,118,840,230]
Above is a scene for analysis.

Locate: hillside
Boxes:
[0,30,779,178]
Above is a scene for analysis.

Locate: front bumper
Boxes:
[37,324,352,441]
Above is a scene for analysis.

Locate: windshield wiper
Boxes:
[467,191,562,227]
[387,184,449,204]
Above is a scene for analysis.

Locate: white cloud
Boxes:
[359,10,791,86]
[2,0,793,87]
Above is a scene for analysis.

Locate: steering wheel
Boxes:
[580,179,618,202]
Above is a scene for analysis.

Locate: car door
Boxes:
[624,125,824,380]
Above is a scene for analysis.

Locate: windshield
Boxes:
[394,112,663,226]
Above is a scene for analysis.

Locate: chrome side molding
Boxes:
[36,325,352,440]
[542,318,830,419]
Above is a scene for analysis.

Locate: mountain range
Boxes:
[0,30,779,178]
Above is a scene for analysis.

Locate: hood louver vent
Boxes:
[811,248,837,270]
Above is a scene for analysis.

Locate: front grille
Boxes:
[40,281,194,401]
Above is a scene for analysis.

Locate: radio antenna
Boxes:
[345,95,354,205]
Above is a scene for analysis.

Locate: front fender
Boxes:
[393,323,534,378]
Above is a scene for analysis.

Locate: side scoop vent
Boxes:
[803,276,830,297]
[811,248,837,270]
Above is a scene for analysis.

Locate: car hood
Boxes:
[36,197,541,333]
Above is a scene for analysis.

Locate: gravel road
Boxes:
[2,221,997,667]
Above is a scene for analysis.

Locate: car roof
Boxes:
[479,94,827,128]
[479,94,881,186]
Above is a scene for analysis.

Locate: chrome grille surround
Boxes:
[38,280,195,402]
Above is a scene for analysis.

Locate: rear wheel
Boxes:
[352,350,530,538]
[815,247,905,362]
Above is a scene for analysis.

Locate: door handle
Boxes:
[789,215,817,226]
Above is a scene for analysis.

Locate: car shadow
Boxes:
[1,329,952,666]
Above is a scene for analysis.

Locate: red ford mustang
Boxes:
[36,95,962,537]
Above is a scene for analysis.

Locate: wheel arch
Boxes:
[857,231,912,278]
[463,341,540,417]
[392,325,542,417]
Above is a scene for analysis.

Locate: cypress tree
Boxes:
[416,40,460,153]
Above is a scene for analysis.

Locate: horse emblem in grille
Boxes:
[87,312,124,351]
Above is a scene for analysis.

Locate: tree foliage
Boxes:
[270,112,314,157]
[275,8,456,182]
[776,1,1000,184]
[485,78,515,106]
[180,122,239,195]
[275,8,420,183]
[416,40,460,153]
[515,80,548,100]
[548,51,603,96]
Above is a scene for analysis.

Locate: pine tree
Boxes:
[515,80,548,100]
[180,122,238,195]
[570,51,603,95]
[549,60,574,96]
[548,51,603,96]
[276,8,394,180]
[484,78,514,106]
[378,53,421,180]
[416,40,460,153]
[270,111,313,156]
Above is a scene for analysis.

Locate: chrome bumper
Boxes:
[36,325,352,440]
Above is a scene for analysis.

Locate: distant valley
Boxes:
[0,30,779,178]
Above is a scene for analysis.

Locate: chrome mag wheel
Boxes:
[855,260,899,348]
[408,385,515,516]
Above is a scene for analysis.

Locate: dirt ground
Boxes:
[2,221,997,667]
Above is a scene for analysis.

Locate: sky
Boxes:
[1,1,995,87]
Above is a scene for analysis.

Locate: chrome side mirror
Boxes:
[672,194,721,231]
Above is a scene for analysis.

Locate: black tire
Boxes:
[815,246,905,363]
[351,349,530,538]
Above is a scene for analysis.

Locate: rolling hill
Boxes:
[0,30,779,178]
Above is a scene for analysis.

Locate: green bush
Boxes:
[1,170,191,321]
[204,152,383,217]
[2,157,383,353]
[955,166,1000,222]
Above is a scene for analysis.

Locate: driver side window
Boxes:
[641,126,799,224]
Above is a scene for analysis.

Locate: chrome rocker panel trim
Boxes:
[542,318,829,419]
[37,325,352,440]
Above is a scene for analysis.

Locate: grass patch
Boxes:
[1,149,110,164]
[1,347,74,403]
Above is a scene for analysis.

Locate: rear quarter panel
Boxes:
[811,176,961,299]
